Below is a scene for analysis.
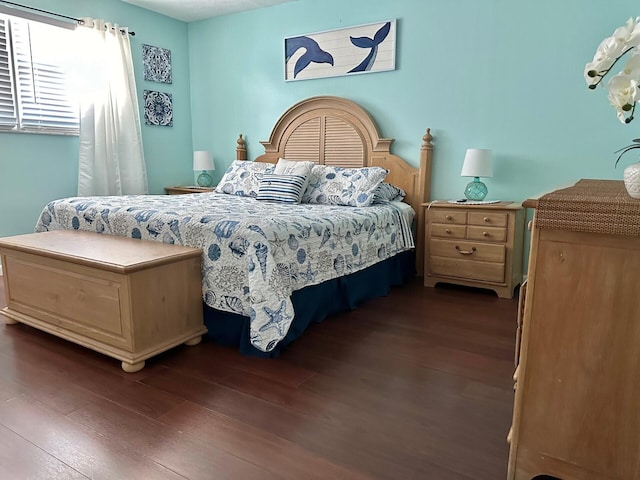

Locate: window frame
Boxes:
[0,12,79,136]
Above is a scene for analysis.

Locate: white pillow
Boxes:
[215,160,275,198]
[274,158,315,202]
[302,165,388,207]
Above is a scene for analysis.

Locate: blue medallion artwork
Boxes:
[285,20,396,81]
[143,90,173,127]
[142,44,172,84]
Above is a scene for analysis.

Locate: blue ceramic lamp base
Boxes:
[197,171,213,187]
[464,177,488,201]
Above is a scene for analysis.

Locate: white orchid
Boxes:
[612,16,640,51]
[622,49,640,76]
[586,18,640,167]
[586,17,640,126]
[584,40,619,86]
[608,73,638,123]
[585,17,640,88]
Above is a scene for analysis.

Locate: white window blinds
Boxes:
[0,17,17,130]
[0,14,78,135]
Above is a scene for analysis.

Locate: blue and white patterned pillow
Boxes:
[302,165,388,207]
[373,182,406,203]
[256,173,307,203]
[215,161,275,198]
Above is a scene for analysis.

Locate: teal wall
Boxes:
[0,0,192,237]
[2,0,638,269]
[189,0,638,197]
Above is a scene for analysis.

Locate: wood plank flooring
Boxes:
[0,277,518,479]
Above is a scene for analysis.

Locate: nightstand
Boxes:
[423,201,525,298]
[164,186,215,195]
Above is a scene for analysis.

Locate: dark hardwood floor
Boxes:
[0,277,517,479]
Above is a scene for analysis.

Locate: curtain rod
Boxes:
[0,0,136,36]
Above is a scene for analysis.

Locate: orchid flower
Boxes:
[608,73,638,123]
[586,18,640,167]
[585,17,640,89]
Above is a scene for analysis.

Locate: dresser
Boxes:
[508,180,640,479]
[423,201,525,298]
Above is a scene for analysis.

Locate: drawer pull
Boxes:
[446,215,453,220]
[483,231,489,237]
[446,229,452,234]
[483,217,490,223]
[455,245,476,255]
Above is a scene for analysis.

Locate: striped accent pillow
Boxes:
[373,182,406,203]
[256,173,307,203]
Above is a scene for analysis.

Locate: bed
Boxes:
[34,96,434,356]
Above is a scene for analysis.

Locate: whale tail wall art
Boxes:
[284,20,396,81]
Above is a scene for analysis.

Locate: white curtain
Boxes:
[76,18,148,196]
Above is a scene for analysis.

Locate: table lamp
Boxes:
[193,151,215,187]
[460,148,493,201]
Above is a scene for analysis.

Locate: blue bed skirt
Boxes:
[203,251,415,357]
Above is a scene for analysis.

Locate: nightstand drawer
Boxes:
[429,257,505,283]
[468,212,507,227]
[467,225,507,242]
[430,238,505,263]
[430,209,467,224]
[431,224,467,239]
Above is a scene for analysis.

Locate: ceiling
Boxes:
[121,0,296,23]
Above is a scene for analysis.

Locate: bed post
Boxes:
[416,128,433,276]
[236,134,247,161]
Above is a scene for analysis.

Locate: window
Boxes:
[0,14,78,135]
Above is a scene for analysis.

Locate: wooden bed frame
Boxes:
[233,96,434,274]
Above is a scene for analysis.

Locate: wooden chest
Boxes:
[0,230,207,372]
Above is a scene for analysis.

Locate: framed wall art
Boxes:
[142,44,172,84]
[143,90,173,127]
[285,19,396,81]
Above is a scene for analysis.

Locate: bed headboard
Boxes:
[235,96,434,275]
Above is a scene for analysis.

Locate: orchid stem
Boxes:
[589,46,635,88]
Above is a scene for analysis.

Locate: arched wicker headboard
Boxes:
[235,96,433,274]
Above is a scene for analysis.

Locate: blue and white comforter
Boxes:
[35,192,414,352]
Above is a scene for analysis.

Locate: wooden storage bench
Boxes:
[0,230,207,373]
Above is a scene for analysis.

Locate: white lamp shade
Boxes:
[460,149,493,178]
[193,150,215,171]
